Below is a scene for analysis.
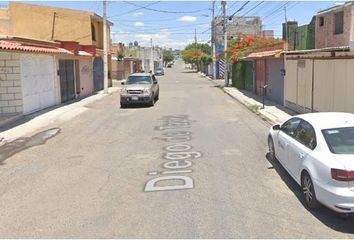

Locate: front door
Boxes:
[288,120,316,181]
[93,57,104,91]
[277,118,301,167]
[59,60,75,103]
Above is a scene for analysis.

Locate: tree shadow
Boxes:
[265,153,354,233]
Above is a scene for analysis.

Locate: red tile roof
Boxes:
[0,40,72,54]
[246,49,283,59]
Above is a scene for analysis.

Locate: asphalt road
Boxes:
[0,61,354,238]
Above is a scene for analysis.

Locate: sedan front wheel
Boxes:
[268,136,276,161]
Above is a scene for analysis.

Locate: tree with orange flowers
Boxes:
[225,35,282,63]
[182,43,211,72]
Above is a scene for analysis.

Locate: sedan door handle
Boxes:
[299,152,305,159]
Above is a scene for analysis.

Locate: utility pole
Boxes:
[51,12,56,41]
[103,0,108,94]
[195,28,197,45]
[283,6,288,106]
[222,1,228,86]
[150,38,154,73]
[212,1,216,80]
[284,6,288,51]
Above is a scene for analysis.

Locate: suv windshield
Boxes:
[126,76,152,84]
[322,127,354,154]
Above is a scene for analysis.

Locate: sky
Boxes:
[1,1,340,49]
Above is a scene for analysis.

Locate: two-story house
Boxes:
[0,2,113,91]
[316,2,354,49]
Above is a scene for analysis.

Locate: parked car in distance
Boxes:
[120,73,159,108]
[167,62,173,68]
[268,112,354,214]
[154,67,164,76]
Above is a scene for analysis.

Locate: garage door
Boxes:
[20,54,56,114]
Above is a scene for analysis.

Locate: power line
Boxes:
[123,1,210,14]
[108,1,160,18]
[238,1,264,17]
[229,1,250,19]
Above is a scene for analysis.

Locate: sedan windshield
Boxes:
[322,127,354,154]
[126,76,151,84]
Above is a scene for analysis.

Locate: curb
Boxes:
[0,114,24,129]
[205,77,277,126]
[220,87,276,125]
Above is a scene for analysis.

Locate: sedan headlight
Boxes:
[121,88,128,94]
[143,88,151,95]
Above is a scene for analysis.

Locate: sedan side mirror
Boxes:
[272,124,281,130]
[121,81,125,85]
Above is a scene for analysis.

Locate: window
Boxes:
[295,121,317,150]
[319,17,324,27]
[91,23,96,41]
[281,118,301,137]
[322,127,354,154]
[126,76,152,84]
[334,11,344,35]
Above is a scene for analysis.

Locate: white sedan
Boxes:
[268,112,354,214]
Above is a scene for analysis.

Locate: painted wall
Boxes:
[313,59,354,112]
[243,61,254,92]
[78,58,93,97]
[285,59,313,113]
[285,57,354,113]
[9,2,92,45]
[0,9,11,35]
[0,52,23,114]
[266,58,284,105]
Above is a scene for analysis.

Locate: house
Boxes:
[284,47,354,113]
[315,2,354,49]
[111,57,142,80]
[0,36,95,115]
[282,21,298,50]
[294,17,316,50]
[0,2,113,90]
[240,42,286,105]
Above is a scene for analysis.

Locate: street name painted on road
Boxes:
[144,115,202,192]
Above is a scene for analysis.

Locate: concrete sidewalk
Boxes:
[201,73,297,125]
[0,86,121,145]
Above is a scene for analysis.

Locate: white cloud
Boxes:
[133,12,144,16]
[134,21,145,27]
[178,16,197,22]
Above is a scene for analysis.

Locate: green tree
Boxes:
[182,43,212,72]
[163,50,174,66]
[184,43,211,55]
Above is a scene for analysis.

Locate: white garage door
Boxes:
[20,54,56,114]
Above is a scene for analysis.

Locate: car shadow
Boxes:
[265,153,354,233]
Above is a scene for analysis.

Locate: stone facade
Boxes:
[316,3,353,48]
[0,52,23,114]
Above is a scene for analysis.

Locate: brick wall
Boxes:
[0,52,23,114]
[316,5,352,48]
